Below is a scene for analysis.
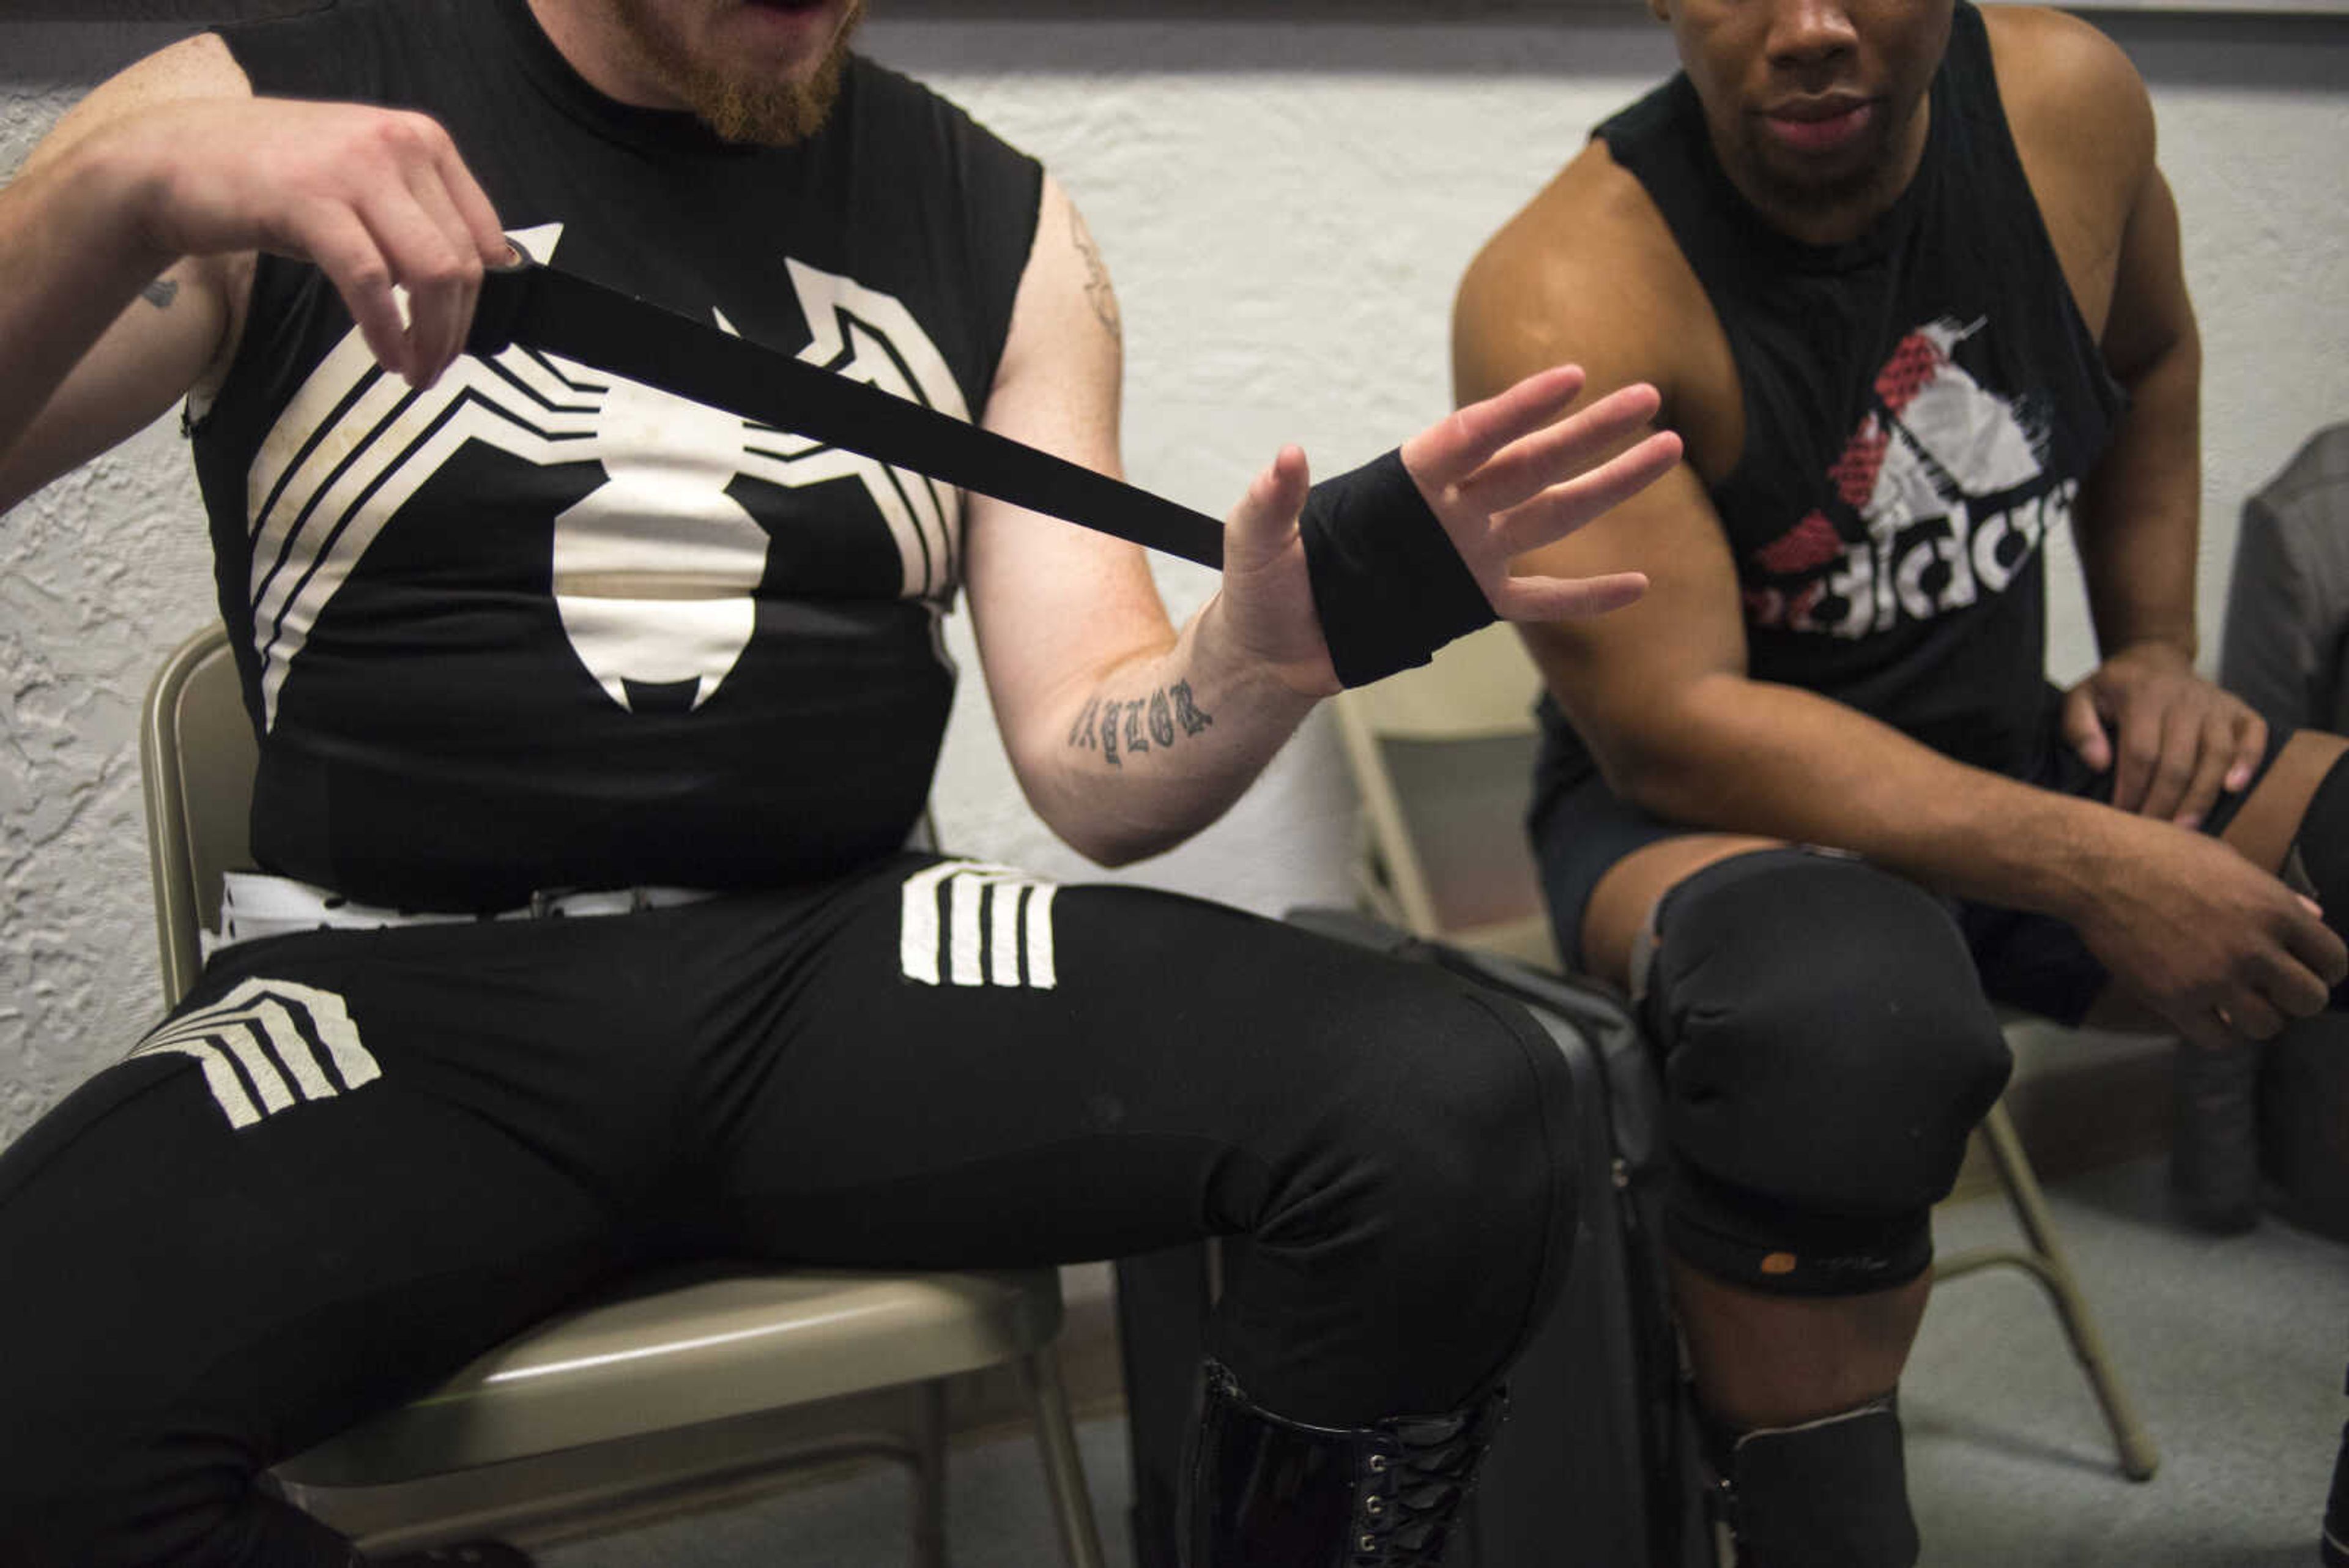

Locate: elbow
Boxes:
[1595,744,1699,822]
[1025,776,1197,870]
[1586,709,1740,827]
[1059,822,1165,870]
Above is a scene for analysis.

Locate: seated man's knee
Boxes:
[1291,975,1581,1362]
[1326,975,1581,1254]
[1644,850,2012,1291]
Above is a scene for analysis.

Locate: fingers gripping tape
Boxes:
[1298,451,1496,688]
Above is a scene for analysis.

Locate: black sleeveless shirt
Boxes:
[197,0,1042,909]
[1538,1,2124,796]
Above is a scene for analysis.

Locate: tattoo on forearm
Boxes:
[1066,680,1214,768]
[140,278,179,311]
[1069,207,1122,347]
[1171,681,1212,738]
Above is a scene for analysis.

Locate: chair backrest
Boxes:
[1329,621,1562,968]
[141,623,258,1008]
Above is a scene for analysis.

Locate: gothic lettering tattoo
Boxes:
[1067,680,1217,768]
[1070,206,1122,347]
[140,278,179,310]
[1171,681,1214,737]
[1099,699,1122,766]
[1068,694,1102,749]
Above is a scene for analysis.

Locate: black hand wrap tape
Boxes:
[1299,448,1495,688]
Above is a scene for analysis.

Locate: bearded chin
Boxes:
[621,0,866,148]
[692,42,850,146]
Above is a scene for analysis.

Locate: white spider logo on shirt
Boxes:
[237,222,968,724]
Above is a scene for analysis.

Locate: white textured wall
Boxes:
[3,12,2346,1143]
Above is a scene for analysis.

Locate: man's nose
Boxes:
[1764,0,1861,69]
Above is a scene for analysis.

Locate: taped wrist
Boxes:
[1298,449,1494,688]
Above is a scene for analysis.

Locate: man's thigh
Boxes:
[1528,762,1780,984]
[695,860,1567,1263]
[0,931,643,1561]
[688,860,1585,1423]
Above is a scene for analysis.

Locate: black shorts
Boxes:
[1531,687,2295,1025]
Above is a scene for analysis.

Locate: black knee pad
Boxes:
[1641,849,2013,1294]
[2287,747,2349,1007]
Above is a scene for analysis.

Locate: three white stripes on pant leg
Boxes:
[899,861,1058,989]
[130,978,380,1131]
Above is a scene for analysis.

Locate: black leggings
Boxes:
[0,854,1578,1567]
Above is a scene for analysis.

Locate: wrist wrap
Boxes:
[1298,450,1495,689]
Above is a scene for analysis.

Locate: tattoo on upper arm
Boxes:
[140,278,179,311]
[1069,206,1123,347]
[1066,679,1214,768]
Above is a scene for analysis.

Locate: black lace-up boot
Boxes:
[1183,1360,1505,1568]
[1699,1394,1918,1567]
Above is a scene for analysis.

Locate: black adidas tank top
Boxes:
[196,0,1042,910]
[1540,1,2123,795]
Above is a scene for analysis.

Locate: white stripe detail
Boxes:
[1023,885,1059,990]
[899,860,961,986]
[133,978,378,1127]
[219,1023,297,1115]
[949,872,991,987]
[250,998,337,1101]
[898,862,1058,989]
[989,883,1025,988]
[138,1041,264,1129]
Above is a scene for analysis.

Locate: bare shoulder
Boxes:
[1458,143,1688,398]
[1455,137,1734,469]
[19,32,250,178]
[1983,6,2156,326]
[1984,7,2155,184]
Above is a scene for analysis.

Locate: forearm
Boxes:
[1013,593,1319,867]
[0,137,175,481]
[1606,675,2134,921]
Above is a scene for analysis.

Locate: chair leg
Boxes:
[1933,1100,2162,1481]
[912,1378,951,1568]
[1018,1347,1107,1568]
